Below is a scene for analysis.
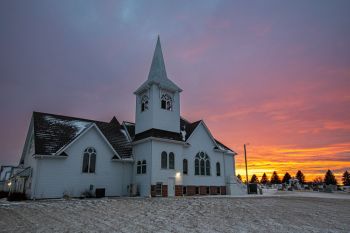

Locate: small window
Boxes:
[195,187,199,195]
[137,161,141,174]
[142,160,147,174]
[82,147,96,173]
[216,162,221,176]
[141,95,149,112]
[161,151,167,169]
[169,152,175,169]
[183,159,188,175]
[161,94,172,111]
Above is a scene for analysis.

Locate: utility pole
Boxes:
[244,144,249,194]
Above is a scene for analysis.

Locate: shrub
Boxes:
[81,190,94,198]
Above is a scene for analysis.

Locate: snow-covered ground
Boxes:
[0,192,349,233]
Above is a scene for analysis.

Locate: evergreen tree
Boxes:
[296,170,305,184]
[270,171,281,184]
[250,174,259,183]
[324,170,337,185]
[342,171,350,186]
[282,172,292,184]
[260,173,269,184]
[237,174,242,182]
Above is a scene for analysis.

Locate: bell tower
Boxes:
[134,37,182,134]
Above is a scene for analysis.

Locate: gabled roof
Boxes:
[125,117,235,154]
[214,139,234,152]
[180,117,201,141]
[33,112,132,159]
[134,36,182,94]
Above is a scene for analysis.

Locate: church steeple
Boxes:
[148,36,168,81]
[134,37,182,94]
[134,37,181,134]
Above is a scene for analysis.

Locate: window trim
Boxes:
[194,152,211,176]
[216,162,221,176]
[141,95,149,112]
[141,160,147,174]
[137,160,147,175]
[183,159,188,175]
[169,152,175,169]
[195,158,199,175]
[82,147,97,174]
[161,151,167,169]
[136,161,142,174]
[160,93,173,111]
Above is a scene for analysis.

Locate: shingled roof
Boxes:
[32,112,234,158]
[125,117,235,154]
[33,112,132,159]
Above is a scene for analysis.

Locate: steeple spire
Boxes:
[134,36,182,94]
[147,36,168,81]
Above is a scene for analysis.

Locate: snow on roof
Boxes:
[44,115,91,137]
[33,112,132,158]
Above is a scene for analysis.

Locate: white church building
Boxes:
[11,38,244,199]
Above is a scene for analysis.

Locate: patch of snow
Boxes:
[44,116,91,136]
[1,195,350,232]
[120,129,128,139]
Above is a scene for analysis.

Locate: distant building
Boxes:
[12,37,244,199]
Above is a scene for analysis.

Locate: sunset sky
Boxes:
[1,0,349,182]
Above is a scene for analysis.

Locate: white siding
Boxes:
[135,84,180,134]
[33,127,132,199]
[182,123,233,186]
[151,140,183,185]
[132,142,152,196]
[22,118,38,199]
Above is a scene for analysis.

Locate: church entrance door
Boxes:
[167,178,175,197]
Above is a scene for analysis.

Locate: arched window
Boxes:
[194,152,210,176]
[141,95,149,112]
[183,159,188,175]
[161,151,167,169]
[206,160,210,176]
[82,147,96,173]
[137,161,141,174]
[200,159,205,175]
[194,158,199,175]
[169,152,175,169]
[142,160,147,174]
[216,162,221,176]
[161,94,172,111]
